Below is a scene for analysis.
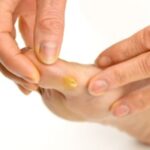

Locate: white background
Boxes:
[0,0,150,149]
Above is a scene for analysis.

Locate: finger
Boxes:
[88,52,150,95]
[35,0,67,64]
[96,26,150,67]
[16,0,36,47]
[0,64,38,91]
[0,1,39,83]
[110,85,150,117]
[19,15,35,48]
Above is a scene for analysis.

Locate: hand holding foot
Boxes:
[1,48,150,144]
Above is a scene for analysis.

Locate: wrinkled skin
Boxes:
[1,49,150,144]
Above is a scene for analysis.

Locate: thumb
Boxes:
[35,0,67,64]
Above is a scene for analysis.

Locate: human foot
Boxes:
[1,48,150,144]
[26,49,150,144]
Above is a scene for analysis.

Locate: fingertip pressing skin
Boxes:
[24,68,40,84]
[88,72,110,96]
[92,27,150,96]
[35,46,58,65]
[110,101,130,117]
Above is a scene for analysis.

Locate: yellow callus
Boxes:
[63,76,78,89]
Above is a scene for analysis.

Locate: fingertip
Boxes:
[23,67,40,84]
[38,55,58,65]
[110,101,130,117]
[96,55,112,67]
[88,78,108,96]
[35,44,59,65]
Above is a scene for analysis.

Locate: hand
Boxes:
[87,26,150,116]
[0,0,66,93]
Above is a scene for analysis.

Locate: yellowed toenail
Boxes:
[63,76,78,89]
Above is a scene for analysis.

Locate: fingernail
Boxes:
[113,105,130,117]
[24,76,39,84]
[99,56,112,67]
[90,80,108,95]
[39,41,58,64]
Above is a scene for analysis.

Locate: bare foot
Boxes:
[1,49,150,144]
[25,49,125,122]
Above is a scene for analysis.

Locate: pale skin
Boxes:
[1,48,150,144]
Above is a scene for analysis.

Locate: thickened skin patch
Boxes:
[63,76,78,89]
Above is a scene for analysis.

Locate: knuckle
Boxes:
[113,43,132,61]
[39,11,64,34]
[139,52,150,75]
[118,49,131,60]
[110,69,126,85]
[142,26,150,49]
